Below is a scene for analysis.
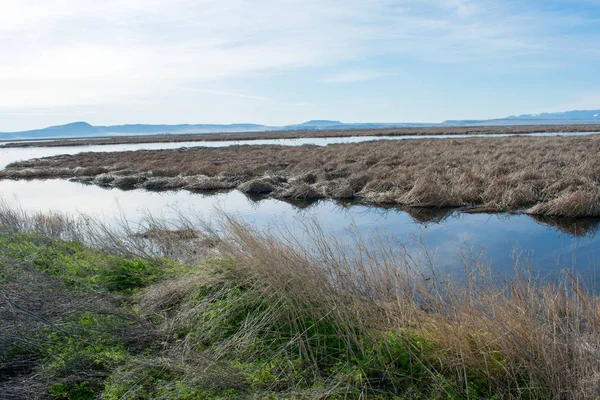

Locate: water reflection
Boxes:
[398,206,455,224]
[529,215,600,237]
[319,201,457,224]
[2,179,600,283]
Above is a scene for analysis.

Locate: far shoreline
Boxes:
[3,123,600,148]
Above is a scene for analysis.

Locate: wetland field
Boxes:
[3,130,600,399]
[5,134,600,217]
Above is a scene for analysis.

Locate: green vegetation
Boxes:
[0,232,169,294]
[1,209,597,399]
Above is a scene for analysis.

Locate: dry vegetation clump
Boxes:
[526,190,600,217]
[185,175,241,192]
[237,177,277,194]
[399,176,459,207]
[112,175,148,190]
[279,181,326,200]
[5,135,600,216]
[141,177,182,191]
[329,181,356,199]
[93,172,116,186]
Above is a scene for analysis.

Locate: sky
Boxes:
[1,0,600,131]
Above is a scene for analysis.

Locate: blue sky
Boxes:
[1,0,600,130]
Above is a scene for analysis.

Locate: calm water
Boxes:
[1,179,599,283]
[1,133,600,283]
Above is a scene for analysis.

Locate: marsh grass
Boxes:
[2,203,600,398]
[209,216,600,398]
[5,135,600,216]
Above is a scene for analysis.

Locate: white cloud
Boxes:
[0,0,599,127]
[180,87,272,101]
[0,0,378,109]
[323,70,394,83]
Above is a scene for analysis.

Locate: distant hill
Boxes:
[5,122,101,139]
[0,120,429,140]
[281,120,428,131]
[2,109,600,140]
[0,122,271,140]
[505,110,600,120]
[443,109,600,126]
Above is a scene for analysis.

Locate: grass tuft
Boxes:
[526,189,600,217]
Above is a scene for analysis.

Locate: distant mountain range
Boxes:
[2,110,600,140]
[441,109,600,126]
[0,121,270,140]
[505,110,600,120]
[0,120,431,140]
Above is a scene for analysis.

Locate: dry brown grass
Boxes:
[3,124,600,148]
[204,215,600,398]
[4,135,600,216]
[526,191,600,217]
[4,200,600,398]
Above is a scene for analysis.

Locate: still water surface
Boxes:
[1,179,599,283]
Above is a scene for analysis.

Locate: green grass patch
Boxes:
[17,313,136,399]
[0,232,176,294]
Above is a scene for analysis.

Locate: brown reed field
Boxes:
[4,135,600,217]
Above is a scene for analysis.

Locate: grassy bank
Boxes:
[2,206,600,399]
[4,135,600,217]
[3,124,600,148]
